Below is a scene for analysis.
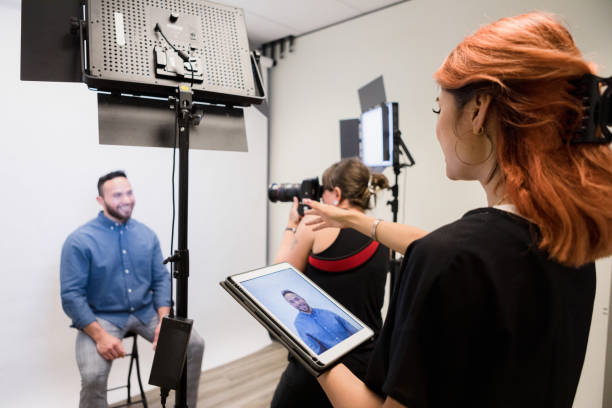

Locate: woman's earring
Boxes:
[454,130,494,165]
[333,200,338,206]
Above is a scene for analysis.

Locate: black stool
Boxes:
[108,331,148,407]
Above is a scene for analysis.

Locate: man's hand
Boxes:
[153,306,171,350]
[153,319,162,350]
[96,332,126,360]
[83,320,126,360]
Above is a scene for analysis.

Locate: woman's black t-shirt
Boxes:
[364,208,596,408]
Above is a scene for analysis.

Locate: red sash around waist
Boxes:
[308,240,379,272]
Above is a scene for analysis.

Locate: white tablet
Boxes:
[221,262,374,374]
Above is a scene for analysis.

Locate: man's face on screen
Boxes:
[284,292,312,314]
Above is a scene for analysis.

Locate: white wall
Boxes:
[0,1,272,406]
[266,0,612,407]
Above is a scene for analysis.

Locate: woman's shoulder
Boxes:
[299,214,338,236]
[395,210,507,304]
[420,207,529,247]
[406,207,531,272]
[300,214,341,253]
[300,214,321,225]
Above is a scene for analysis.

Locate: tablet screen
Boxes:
[228,263,373,364]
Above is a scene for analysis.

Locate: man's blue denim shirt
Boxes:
[60,211,171,329]
[294,308,359,354]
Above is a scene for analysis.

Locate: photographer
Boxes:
[302,12,612,408]
[270,157,396,408]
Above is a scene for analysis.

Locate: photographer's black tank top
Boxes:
[304,228,389,334]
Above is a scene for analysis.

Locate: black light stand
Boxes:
[160,85,203,407]
[175,85,191,407]
[386,129,415,293]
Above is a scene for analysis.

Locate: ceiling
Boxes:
[7,0,407,49]
[217,0,407,48]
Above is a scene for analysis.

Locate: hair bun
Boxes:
[371,173,390,190]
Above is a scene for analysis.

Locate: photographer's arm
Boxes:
[273,197,315,271]
[318,364,407,408]
[303,199,427,255]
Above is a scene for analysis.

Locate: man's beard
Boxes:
[104,201,133,222]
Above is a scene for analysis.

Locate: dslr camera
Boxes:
[268,177,321,216]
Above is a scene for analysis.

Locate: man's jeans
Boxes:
[75,315,204,408]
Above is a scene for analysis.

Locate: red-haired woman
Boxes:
[303,11,612,408]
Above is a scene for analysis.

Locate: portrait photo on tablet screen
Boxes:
[236,265,365,356]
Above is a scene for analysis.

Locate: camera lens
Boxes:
[268,183,301,202]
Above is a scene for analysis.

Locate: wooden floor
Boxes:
[111,342,288,408]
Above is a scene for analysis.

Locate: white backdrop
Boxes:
[266,0,612,407]
[0,0,272,405]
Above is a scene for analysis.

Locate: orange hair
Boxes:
[434,12,612,266]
